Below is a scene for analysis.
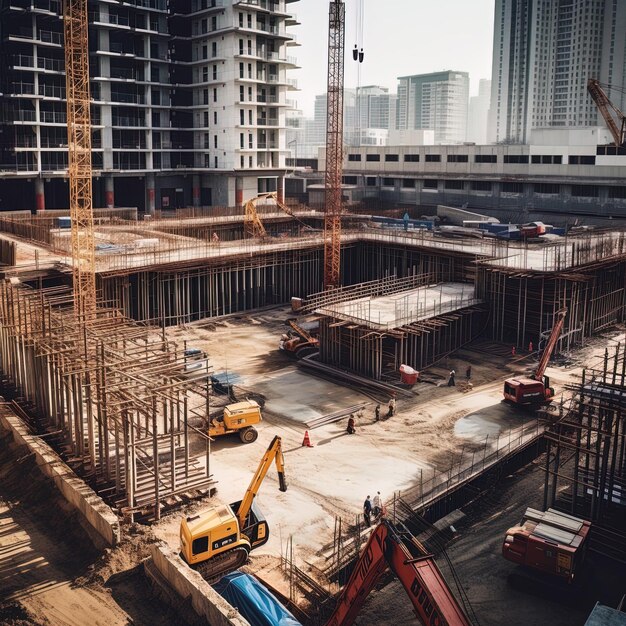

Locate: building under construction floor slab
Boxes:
[0,281,215,520]
[544,343,626,556]
[312,276,486,380]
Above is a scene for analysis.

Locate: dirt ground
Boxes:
[0,428,188,626]
[155,308,626,604]
[2,303,623,625]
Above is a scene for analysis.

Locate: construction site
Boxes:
[1,1,626,626]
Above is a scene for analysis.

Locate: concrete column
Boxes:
[192,174,201,207]
[105,177,114,208]
[146,174,156,214]
[35,178,45,212]
[277,175,285,204]
[235,177,244,207]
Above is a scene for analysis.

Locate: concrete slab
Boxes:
[316,282,479,330]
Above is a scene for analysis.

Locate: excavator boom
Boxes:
[587,79,626,148]
[237,435,287,529]
[534,308,567,381]
[325,520,471,626]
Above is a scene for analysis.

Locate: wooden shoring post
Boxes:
[152,395,160,521]
[170,394,176,493]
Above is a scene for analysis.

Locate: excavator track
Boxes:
[194,546,250,585]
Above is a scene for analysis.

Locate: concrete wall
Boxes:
[146,541,250,626]
[0,404,121,549]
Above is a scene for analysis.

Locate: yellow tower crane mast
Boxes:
[63,0,96,321]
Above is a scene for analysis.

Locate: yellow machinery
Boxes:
[243,192,306,239]
[209,400,262,444]
[180,435,287,582]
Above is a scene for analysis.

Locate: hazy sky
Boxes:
[291,0,495,116]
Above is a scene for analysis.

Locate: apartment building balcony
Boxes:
[187,0,225,17]
[256,118,280,127]
[9,54,63,74]
[8,0,61,15]
[7,28,63,47]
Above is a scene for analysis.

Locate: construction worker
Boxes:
[448,369,456,386]
[387,396,396,417]
[374,404,381,421]
[403,212,410,232]
[212,232,220,243]
[363,495,372,527]
[465,365,472,381]
[528,340,534,353]
[347,414,356,435]
[373,491,382,519]
[511,346,516,356]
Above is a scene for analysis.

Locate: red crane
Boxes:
[503,308,567,407]
[325,519,472,626]
[323,0,345,289]
[587,79,626,148]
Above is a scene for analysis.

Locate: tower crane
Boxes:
[323,0,346,289]
[63,0,97,321]
[587,78,626,148]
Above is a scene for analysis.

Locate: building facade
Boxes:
[0,0,299,212]
[314,128,626,220]
[395,71,469,145]
[489,0,626,144]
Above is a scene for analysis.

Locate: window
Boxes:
[504,154,529,164]
[447,154,468,163]
[203,66,209,82]
[475,154,497,163]
[239,85,244,102]
[471,181,492,192]
[385,154,399,162]
[402,179,415,189]
[445,180,464,190]
[240,109,244,125]
[203,89,209,105]
[382,178,395,187]
[502,182,524,193]
[343,175,357,185]
[203,111,209,127]
[202,45,207,60]
[366,177,377,187]
[213,135,217,148]
[423,179,437,189]
[425,154,441,162]
[608,186,626,199]
[192,536,209,555]
[213,111,217,124]
[534,183,560,194]
[213,88,217,102]
[571,185,598,197]
[569,155,595,165]
[215,156,218,168]
[404,154,419,162]
[366,154,380,162]
[239,39,244,55]
[348,154,361,162]
[213,65,217,80]
[211,42,217,58]
[532,155,562,164]
[240,133,244,148]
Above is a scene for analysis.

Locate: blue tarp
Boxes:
[214,572,302,626]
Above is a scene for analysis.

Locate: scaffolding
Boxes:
[0,281,215,520]
[544,343,626,552]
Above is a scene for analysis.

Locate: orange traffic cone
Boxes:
[302,430,314,447]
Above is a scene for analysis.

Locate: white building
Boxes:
[489,0,626,144]
[395,71,469,145]
[0,0,300,210]
[467,79,491,145]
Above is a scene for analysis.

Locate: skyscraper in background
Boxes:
[489,0,626,144]
[395,71,469,144]
[467,79,491,144]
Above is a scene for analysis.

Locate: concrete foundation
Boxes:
[146,541,250,626]
[0,401,121,549]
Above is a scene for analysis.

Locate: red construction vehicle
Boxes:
[325,519,472,626]
[502,507,591,583]
[279,318,319,358]
[503,308,567,407]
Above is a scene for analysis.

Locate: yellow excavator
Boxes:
[244,192,310,239]
[179,435,287,582]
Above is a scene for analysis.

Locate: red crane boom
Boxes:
[534,308,567,381]
[587,79,626,148]
[325,520,471,626]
